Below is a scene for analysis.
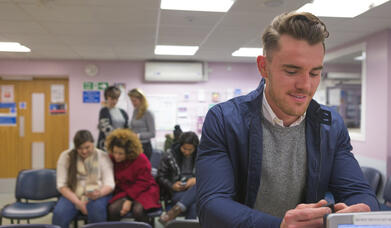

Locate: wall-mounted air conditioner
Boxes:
[326,72,361,80]
[145,61,207,82]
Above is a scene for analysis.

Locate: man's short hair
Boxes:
[262,11,329,60]
[104,86,121,100]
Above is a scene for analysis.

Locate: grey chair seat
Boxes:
[2,201,57,219]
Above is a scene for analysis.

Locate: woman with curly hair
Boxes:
[106,129,160,222]
[128,88,155,160]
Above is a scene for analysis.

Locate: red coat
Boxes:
[109,153,161,210]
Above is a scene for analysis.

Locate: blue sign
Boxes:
[0,116,16,125]
[83,91,101,103]
[0,102,16,109]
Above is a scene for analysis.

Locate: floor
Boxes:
[0,193,165,228]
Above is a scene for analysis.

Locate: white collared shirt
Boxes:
[262,86,306,128]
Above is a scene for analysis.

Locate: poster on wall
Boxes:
[0,102,17,126]
[49,103,67,115]
[1,85,14,102]
[147,94,177,130]
[51,84,65,103]
[114,83,128,111]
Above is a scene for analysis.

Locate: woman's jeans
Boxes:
[52,195,111,228]
[171,185,197,219]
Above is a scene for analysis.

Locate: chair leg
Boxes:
[73,218,78,228]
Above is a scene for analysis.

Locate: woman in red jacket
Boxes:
[106,128,160,222]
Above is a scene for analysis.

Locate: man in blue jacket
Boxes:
[196,11,379,228]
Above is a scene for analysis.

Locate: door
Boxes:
[0,78,69,178]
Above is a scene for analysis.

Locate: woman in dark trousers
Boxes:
[157,131,199,225]
[97,86,129,150]
[128,88,155,160]
[106,129,161,222]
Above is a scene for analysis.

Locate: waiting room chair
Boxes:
[122,208,162,228]
[380,176,391,210]
[150,149,162,178]
[1,169,60,225]
[0,224,60,228]
[82,221,152,228]
[361,166,382,195]
[165,220,201,228]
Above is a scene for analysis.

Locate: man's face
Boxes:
[257,35,324,125]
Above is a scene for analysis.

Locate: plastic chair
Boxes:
[165,220,201,228]
[1,169,60,225]
[122,208,162,228]
[82,221,152,228]
[380,176,391,210]
[150,149,162,178]
[361,166,382,195]
[0,225,60,228]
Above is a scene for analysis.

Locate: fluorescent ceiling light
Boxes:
[161,0,235,12]
[0,42,30,52]
[297,0,389,18]
[354,52,366,61]
[232,48,263,57]
[155,45,199,56]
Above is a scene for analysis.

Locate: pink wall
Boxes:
[346,30,391,170]
[0,60,260,143]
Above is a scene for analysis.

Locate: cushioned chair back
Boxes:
[383,176,391,203]
[150,149,162,177]
[150,149,162,169]
[361,166,382,195]
[165,220,202,228]
[82,221,152,228]
[15,169,60,200]
[0,225,60,228]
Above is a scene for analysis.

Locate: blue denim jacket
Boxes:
[196,80,379,228]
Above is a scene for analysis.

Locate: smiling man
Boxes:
[196,11,379,228]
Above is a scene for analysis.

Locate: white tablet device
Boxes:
[325,211,391,228]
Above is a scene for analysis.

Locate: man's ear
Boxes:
[257,55,268,79]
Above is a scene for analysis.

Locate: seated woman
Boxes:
[106,129,161,222]
[52,130,115,228]
[157,131,199,225]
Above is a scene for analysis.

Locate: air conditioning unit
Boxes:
[145,61,207,82]
[326,72,361,80]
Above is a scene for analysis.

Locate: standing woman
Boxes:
[52,130,115,228]
[157,131,199,225]
[97,86,129,150]
[106,129,161,222]
[128,88,155,160]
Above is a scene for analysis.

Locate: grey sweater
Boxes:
[129,109,156,143]
[254,116,307,218]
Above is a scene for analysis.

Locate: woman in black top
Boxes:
[157,131,199,225]
[97,86,129,150]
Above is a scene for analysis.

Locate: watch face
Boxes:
[85,64,99,77]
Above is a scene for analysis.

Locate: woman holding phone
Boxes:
[157,131,199,225]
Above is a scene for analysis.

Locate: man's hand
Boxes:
[280,200,331,228]
[334,203,371,213]
[172,181,186,192]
